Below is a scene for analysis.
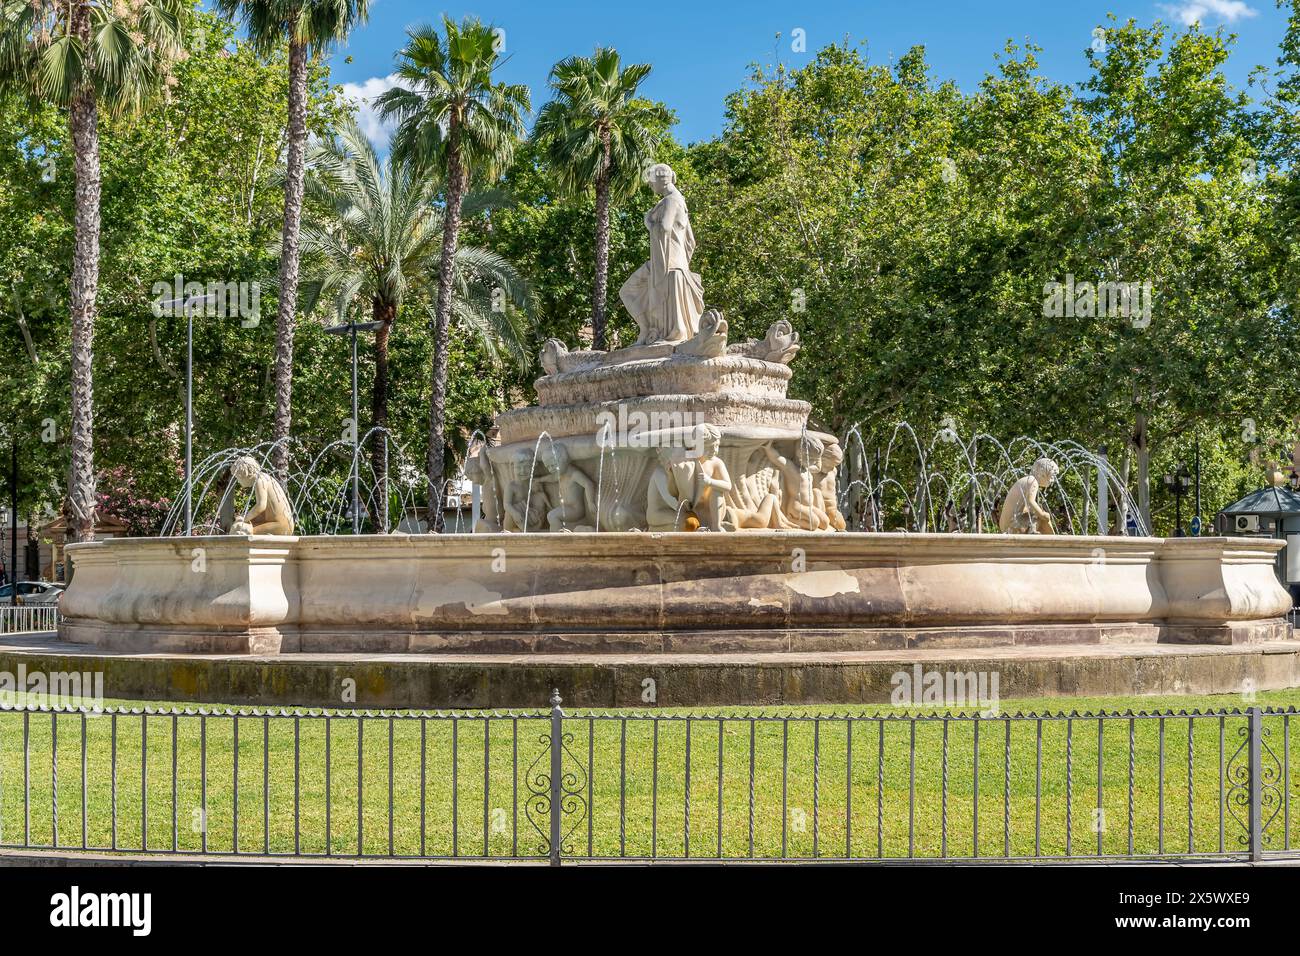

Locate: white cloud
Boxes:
[339,73,403,146]
[1159,0,1259,26]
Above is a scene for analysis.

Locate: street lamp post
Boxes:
[1162,463,1193,537]
[325,320,383,534]
[155,291,218,535]
[1194,435,1202,534]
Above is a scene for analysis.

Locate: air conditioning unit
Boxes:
[1234,514,1261,533]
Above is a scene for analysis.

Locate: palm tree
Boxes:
[215,0,369,479]
[0,0,188,543]
[533,48,668,351]
[375,17,529,530]
[299,115,533,489]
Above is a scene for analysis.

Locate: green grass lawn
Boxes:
[1,689,1298,860]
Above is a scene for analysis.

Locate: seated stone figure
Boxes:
[502,455,549,532]
[463,450,502,533]
[538,444,598,532]
[647,446,687,531]
[764,437,831,530]
[998,457,1060,534]
[229,455,295,535]
[728,462,786,530]
[682,424,733,532]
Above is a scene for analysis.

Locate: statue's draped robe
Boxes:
[620,190,704,345]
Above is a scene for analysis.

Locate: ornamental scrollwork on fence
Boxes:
[524,732,553,856]
[557,730,589,855]
[1225,721,1284,849]
[522,721,589,858]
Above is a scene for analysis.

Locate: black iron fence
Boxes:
[0,693,1295,863]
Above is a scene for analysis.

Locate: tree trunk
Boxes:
[66,1,100,545]
[592,126,612,351]
[270,37,309,480]
[371,298,395,510]
[428,139,467,532]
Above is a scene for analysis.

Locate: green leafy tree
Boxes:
[1079,17,1283,528]
[533,48,669,349]
[375,16,529,528]
[0,0,188,542]
[1,11,348,539]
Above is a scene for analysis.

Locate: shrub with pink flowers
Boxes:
[96,465,172,537]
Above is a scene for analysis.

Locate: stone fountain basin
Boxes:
[56,533,1292,655]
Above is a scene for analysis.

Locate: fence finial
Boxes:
[549,688,562,708]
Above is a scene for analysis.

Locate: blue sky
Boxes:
[323,0,1292,145]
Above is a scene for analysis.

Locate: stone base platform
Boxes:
[4,633,1297,708]
[49,619,1296,655]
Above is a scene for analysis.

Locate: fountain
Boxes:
[42,168,1297,706]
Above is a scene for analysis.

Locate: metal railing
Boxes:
[0,692,1295,864]
[0,606,59,635]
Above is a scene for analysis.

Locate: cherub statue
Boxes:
[998,457,1060,534]
[811,439,847,532]
[502,455,548,532]
[646,446,686,532]
[463,450,502,533]
[538,444,598,532]
[229,455,295,535]
[763,437,831,530]
[681,424,733,531]
[728,465,786,529]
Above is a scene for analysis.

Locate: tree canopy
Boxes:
[4,7,1300,537]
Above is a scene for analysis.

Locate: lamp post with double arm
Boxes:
[325,319,383,534]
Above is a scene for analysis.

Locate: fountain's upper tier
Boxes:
[535,351,793,406]
[470,314,847,533]
[494,316,809,445]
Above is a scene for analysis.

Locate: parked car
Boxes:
[0,581,65,606]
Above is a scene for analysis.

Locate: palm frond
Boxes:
[532,47,669,200]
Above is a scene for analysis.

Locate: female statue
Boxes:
[619,163,705,346]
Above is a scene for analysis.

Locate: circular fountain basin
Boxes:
[57,532,1291,654]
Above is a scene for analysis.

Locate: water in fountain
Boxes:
[837,422,1149,535]
[159,420,1148,537]
[158,428,473,536]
